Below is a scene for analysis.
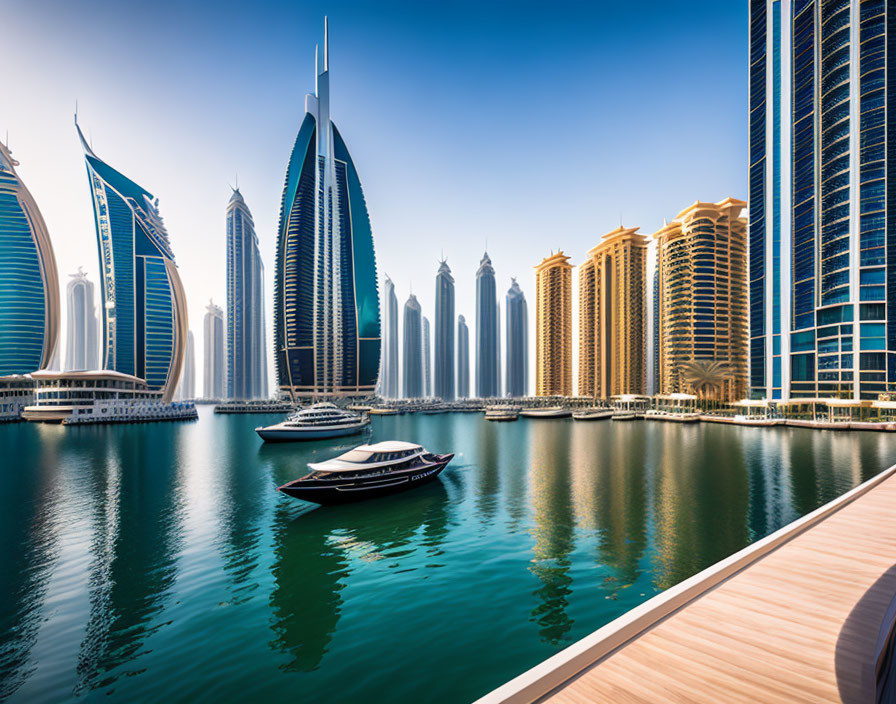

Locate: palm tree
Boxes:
[679,359,732,402]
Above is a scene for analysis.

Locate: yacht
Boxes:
[485,405,520,422]
[572,407,614,421]
[519,406,572,419]
[277,441,454,504]
[255,403,369,442]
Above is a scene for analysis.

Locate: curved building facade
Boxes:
[0,140,59,376]
[77,120,187,401]
[274,20,380,399]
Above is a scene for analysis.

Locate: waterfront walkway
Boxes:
[479,464,896,704]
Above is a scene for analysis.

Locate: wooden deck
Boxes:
[479,465,896,704]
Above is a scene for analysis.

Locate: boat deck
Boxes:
[479,464,896,704]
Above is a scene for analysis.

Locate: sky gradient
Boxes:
[6,0,748,393]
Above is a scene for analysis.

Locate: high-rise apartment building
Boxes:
[0,139,59,376]
[402,294,423,398]
[423,316,432,397]
[654,199,748,401]
[380,276,399,398]
[475,252,499,397]
[226,188,267,400]
[505,278,528,397]
[77,120,187,401]
[578,227,648,398]
[457,314,470,398]
[274,19,380,399]
[178,330,195,400]
[204,301,224,399]
[535,252,572,397]
[434,260,455,400]
[749,1,894,399]
[65,268,98,371]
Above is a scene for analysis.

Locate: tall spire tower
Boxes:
[274,18,380,399]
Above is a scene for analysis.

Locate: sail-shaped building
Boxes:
[0,140,59,376]
[274,19,380,399]
[76,119,187,401]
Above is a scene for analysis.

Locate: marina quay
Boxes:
[6,2,896,703]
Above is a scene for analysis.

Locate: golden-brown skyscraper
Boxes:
[535,252,573,396]
[654,198,748,401]
[578,226,648,398]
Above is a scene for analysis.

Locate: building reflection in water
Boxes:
[74,425,185,695]
[497,419,530,530]
[527,420,575,645]
[0,426,63,700]
[651,424,749,591]
[475,420,500,524]
[269,480,450,672]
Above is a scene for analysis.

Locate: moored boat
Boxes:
[519,406,571,419]
[277,441,454,504]
[485,405,520,422]
[255,403,369,442]
[572,408,613,421]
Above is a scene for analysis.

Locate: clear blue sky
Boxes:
[6,0,748,392]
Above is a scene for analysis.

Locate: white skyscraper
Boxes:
[177,331,196,400]
[64,268,98,371]
[204,301,224,400]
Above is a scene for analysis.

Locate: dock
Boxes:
[477,464,896,703]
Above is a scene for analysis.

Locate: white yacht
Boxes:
[519,406,572,419]
[485,405,520,422]
[255,403,369,442]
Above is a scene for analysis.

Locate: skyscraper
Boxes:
[274,19,380,399]
[65,268,98,371]
[457,314,470,398]
[76,119,187,401]
[0,139,59,376]
[654,199,748,401]
[505,278,528,397]
[434,260,455,400]
[204,301,224,399]
[750,1,893,400]
[579,226,648,398]
[402,294,423,398]
[475,252,499,397]
[380,276,399,398]
[535,252,572,397]
[226,188,267,400]
[178,330,195,400]
[423,316,432,397]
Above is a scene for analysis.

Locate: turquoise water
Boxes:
[1,410,894,703]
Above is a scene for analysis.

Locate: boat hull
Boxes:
[255,422,368,443]
[278,454,454,505]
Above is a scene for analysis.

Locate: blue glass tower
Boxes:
[274,19,380,399]
[76,119,187,401]
[505,278,528,398]
[434,260,455,400]
[750,0,895,400]
[457,314,470,398]
[226,188,267,399]
[402,293,423,398]
[0,140,59,375]
[475,252,499,397]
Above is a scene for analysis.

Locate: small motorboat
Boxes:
[572,408,614,421]
[519,406,572,419]
[368,407,400,415]
[255,403,369,442]
[485,405,520,422]
[277,441,454,505]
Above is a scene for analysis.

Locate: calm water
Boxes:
[1,410,894,703]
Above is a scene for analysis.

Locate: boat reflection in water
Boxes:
[278,441,454,505]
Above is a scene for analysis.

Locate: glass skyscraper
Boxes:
[380,276,399,398]
[204,301,225,400]
[475,252,499,397]
[434,260,455,400]
[274,19,380,399]
[0,139,59,376]
[505,278,528,398]
[226,188,267,400]
[402,293,423,398]
[750,0,894,399]
[457,314,470,398]
[423,316,432,397]
[77,120,187,401]
[65,268,98,371]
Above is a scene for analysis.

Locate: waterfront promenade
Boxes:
[479,463,896,703]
